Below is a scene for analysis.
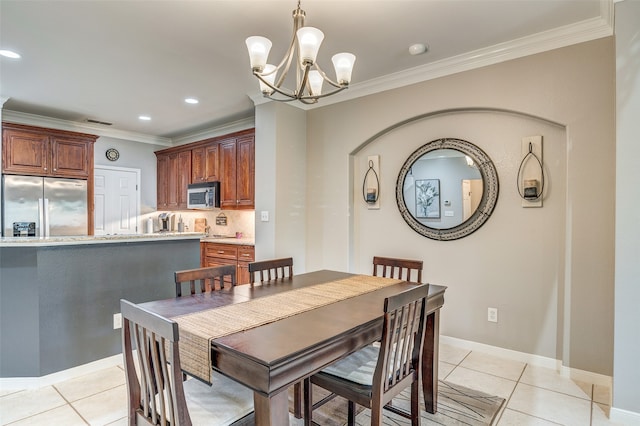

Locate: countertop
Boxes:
[0,232,256,247]
[0,232,204,247]
[200,236,255,246]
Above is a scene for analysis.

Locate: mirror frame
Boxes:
[396,138,499,241]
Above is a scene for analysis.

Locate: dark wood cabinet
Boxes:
[156,154,170,209]
[219,134,255,210]
[201,242,255,285]
[176,150,191,209]
[219,138,238,209]
[156,150,192,210]
[192,143,219,183]
[2,123,96,179]
[155,128,254,211]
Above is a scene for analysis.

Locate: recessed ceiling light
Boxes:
[0,50,21,59]
[185,98,199,104]
[408,43,428,56]
[139,115,151,121]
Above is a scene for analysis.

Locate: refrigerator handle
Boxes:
[39,198,50,237]
[44,198,50,237]
[38,198,45,237]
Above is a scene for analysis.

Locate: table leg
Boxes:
[253,389,289,426]
[421,309,440,414]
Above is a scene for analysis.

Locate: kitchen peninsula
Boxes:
[0,233,201,378]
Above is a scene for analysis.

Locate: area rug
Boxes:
[289,380,505,426]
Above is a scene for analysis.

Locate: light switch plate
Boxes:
[521,136,543,208]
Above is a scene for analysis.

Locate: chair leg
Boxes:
[411,380,419,426]
[303,378,312,426]
[371,406,383,425]
[347,400,356,426]
[294,381,303,418]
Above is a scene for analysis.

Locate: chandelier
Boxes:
[245,1,356,105]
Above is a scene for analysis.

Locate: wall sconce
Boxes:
[362,155,380,209]
[517,136,544,208]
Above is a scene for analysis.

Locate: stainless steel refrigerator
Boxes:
[2,175,88,237]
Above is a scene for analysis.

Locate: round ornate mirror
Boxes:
[396,138,499,240]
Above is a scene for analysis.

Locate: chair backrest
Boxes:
[248,257,293,286]
[373,284,429,405]
[372,256,423,283]
[174,265,236,297]
[120,299,191,426]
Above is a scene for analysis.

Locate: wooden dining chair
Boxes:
[303,284,430,426]
[247,257,303,417]
[174,264,236,297]
[372,256,423,283]
[248,257,293,286]
[120,299,254,426]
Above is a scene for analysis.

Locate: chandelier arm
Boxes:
[274,4,306,89]
[299,85,348,102]
[253,71,297,99]
[313,62,346,89]
[297,63,312,99]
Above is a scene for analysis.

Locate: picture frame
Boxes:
[415,179,440,218]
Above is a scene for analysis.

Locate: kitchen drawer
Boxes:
[237,245,255,262]
[204,243,238,260]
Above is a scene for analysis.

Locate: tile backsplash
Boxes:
[140,210,255,237]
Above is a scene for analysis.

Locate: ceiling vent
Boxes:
[86,119,113,126]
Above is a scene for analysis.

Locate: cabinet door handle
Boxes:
[241,253,251,257]
[217,250,225,254]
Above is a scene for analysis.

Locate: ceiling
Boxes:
[0,0,611,143]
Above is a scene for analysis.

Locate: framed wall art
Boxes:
[415,179,440,218]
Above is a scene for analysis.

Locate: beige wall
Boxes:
[302,37,615,375]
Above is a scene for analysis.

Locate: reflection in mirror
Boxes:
[396,138,499,241]
[403,149,483,229]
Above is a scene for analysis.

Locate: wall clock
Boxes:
[105,148,119,161]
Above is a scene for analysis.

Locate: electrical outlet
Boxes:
[260,211,269,222]
[487,307,498,323]
[113,313,122,329]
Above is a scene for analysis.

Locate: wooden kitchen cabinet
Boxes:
[156,150,191,210]
[2,123,96,179]
[191,142,219,183]
[201,242,255,285]
[219,133,255,210]
[155,128,254,211]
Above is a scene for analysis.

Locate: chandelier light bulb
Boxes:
[259,64,277,94]
[245,36,272,71]
[332,53,356,85]
[296,27,324,65]
[308,70,324,96]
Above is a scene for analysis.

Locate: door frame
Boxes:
[94,165,141,234]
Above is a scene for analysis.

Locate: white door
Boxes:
[94,166,140,235]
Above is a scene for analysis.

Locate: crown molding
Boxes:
[251,7,613,111]
[1,110,173,146]
[172,116,255,146]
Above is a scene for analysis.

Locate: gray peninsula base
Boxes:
[0,238,200,377]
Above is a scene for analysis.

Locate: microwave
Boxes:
[187,182,220,209]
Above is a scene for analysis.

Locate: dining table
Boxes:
[139,269,446,425]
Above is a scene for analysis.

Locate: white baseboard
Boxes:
[0,354,123,390]
[610,407,640,425]
[440,335,613,388]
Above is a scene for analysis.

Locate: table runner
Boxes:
[173,274,402,382]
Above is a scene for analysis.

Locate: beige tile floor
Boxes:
[0,344,624,426]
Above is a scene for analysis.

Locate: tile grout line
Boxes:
[51,384,90,425]
[494,361,528,425]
